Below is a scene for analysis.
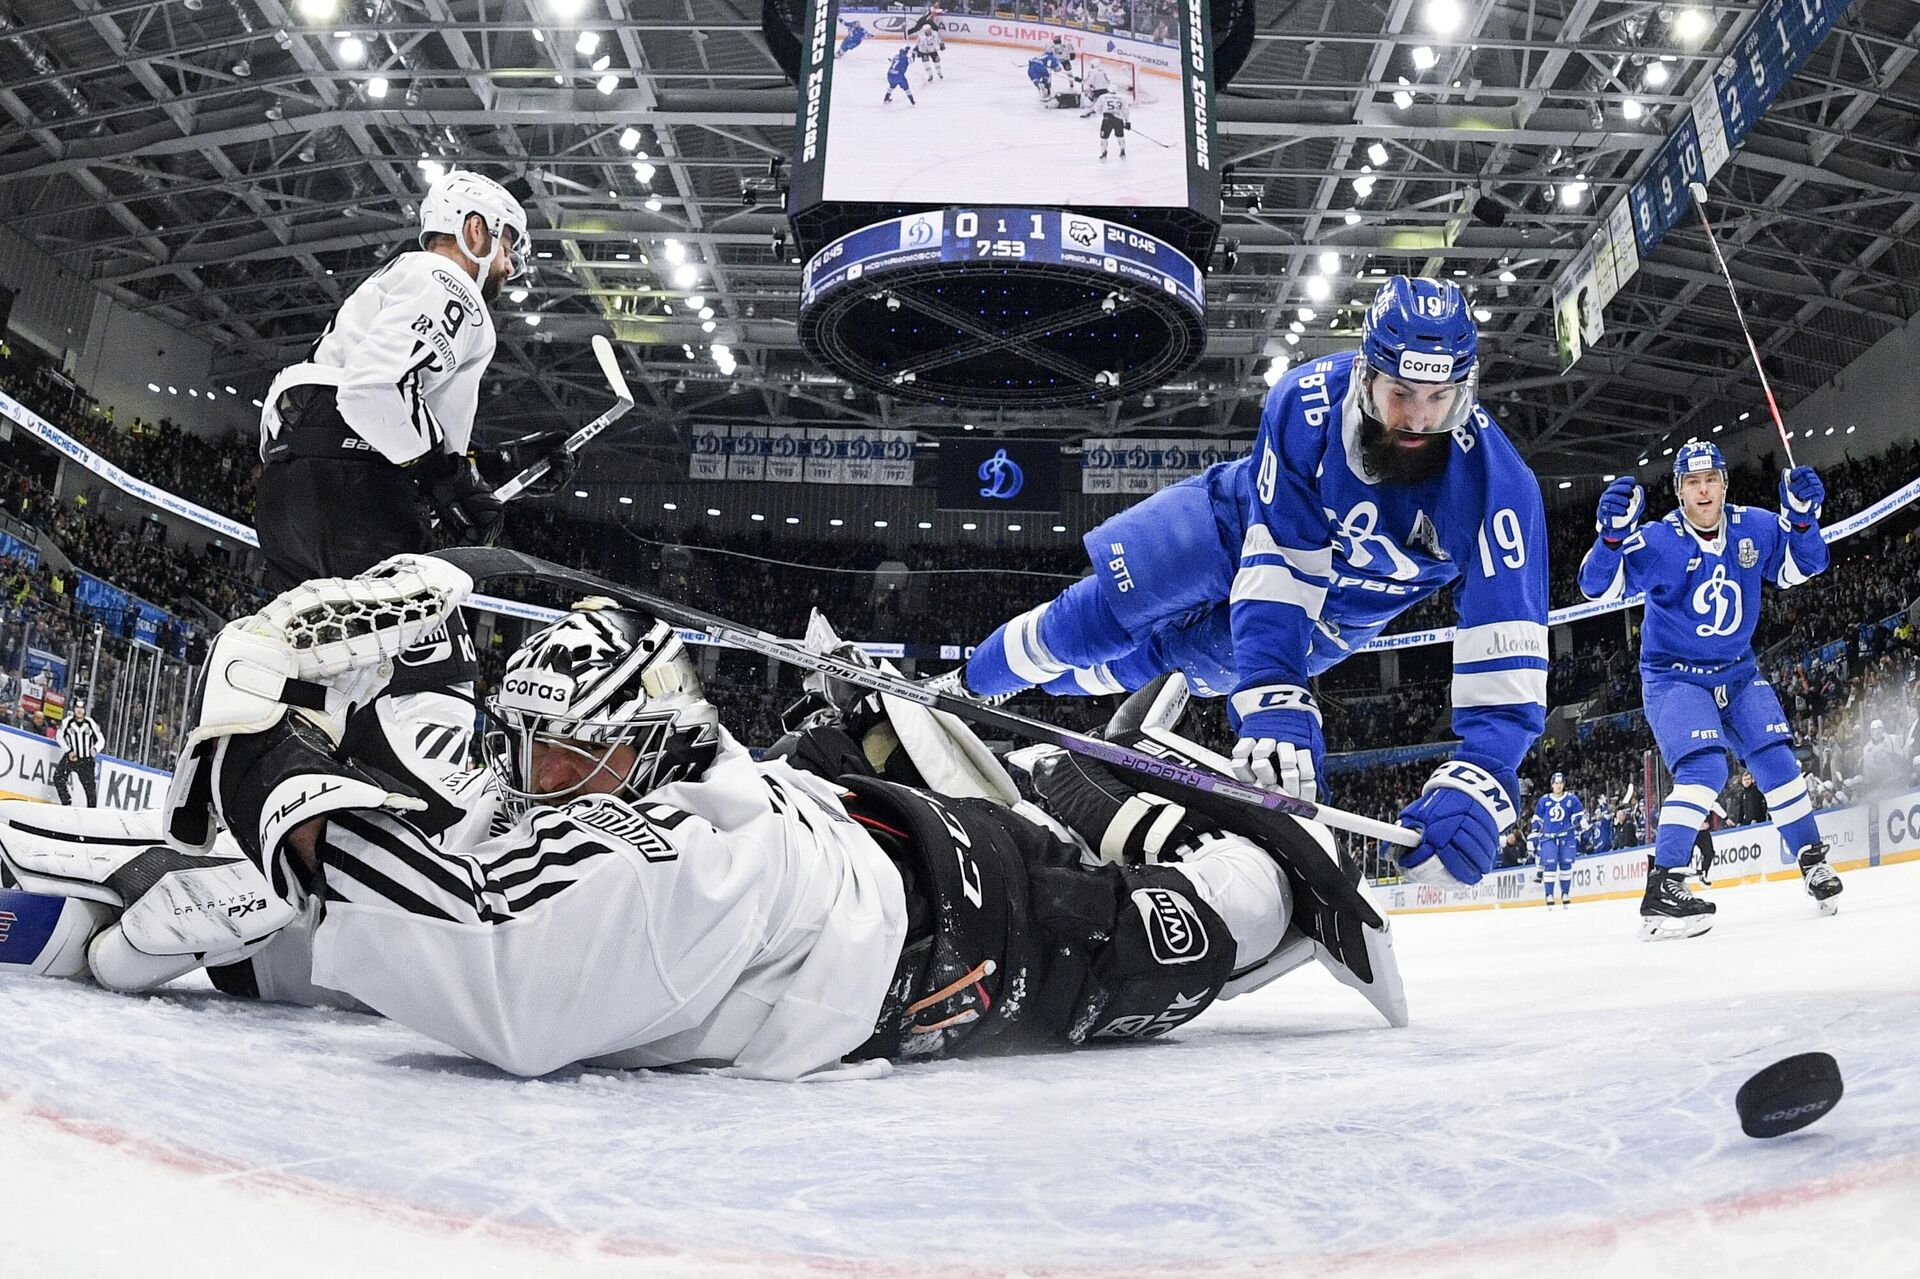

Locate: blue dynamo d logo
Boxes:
[978,448,1023,500]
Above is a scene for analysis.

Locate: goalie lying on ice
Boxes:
[0,556,1405,1080]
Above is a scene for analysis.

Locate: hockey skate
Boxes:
[1798,842,1843,916]
[1640,865,1715,940]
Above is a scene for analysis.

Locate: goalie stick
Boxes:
[492,335,636,502]
[433,546,1420,932]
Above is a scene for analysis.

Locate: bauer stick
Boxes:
[1687,182,1795,467]
[492,334,635,502]
[435,546,1420,866]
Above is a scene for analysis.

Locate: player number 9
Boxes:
[1477,507,1526,576]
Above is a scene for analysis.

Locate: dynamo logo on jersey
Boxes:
[978,448,1024,500]
[1692,563,1743,637]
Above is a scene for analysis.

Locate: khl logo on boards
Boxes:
[978,448,1024,501]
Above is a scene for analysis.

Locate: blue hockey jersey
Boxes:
[1577,504,1827,678]
[1204,350,1550,781]
[1530,791,1586,838]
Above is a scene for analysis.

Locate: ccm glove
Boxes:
[1394,760,1519,888]
[1594,476,1645,546]
[1780,465,1824,530]
[413,449,506,546]
[1229,685,1323,803]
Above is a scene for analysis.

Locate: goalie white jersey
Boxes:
[303,733,909,1081]
[260,250,496,466]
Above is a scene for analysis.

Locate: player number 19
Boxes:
[1477,507,1526,576]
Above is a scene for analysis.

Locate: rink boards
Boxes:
[0,723,170,812]
[1377,789,1920,914]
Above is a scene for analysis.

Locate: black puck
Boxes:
[1736,1052,1843,1138]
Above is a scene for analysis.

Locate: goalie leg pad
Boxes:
[0,889,115,978]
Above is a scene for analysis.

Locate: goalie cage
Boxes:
[1080,53,1157,104]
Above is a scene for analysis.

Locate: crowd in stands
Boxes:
[1,339,1916,849]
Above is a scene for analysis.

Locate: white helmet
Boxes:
[484,598,720,816]
[418,169,531,280]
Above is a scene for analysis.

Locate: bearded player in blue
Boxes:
[942,277,1550,890]
[1529,772,1587,908]
[1578,440,1842,939]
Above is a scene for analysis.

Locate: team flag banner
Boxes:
[688,423,916,485]
[1081,437,1248,494]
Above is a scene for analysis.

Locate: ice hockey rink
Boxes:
[5,860,1915,1279]
[822,39,1189,207]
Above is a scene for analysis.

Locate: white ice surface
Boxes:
[822,41,1189,207]
[4,862,1918,1278]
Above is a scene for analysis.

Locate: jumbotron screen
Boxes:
[793,1,1213,213]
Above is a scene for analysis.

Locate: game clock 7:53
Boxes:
[954,210,1051,259]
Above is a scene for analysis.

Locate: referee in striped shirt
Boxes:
[54,699,102,807]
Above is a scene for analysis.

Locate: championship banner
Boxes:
[1555,0,1858,367]
[1081,437,1246,495]
[686,423,915,485]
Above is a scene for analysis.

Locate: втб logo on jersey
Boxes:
[1691,563,1742,637]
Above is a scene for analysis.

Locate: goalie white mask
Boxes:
[484,599,719,815]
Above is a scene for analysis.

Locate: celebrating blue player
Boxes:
[1578,441,1842,939]
[883,46,916,104]
[1529,772,1587,909]
[937,277,1551,891]
[837,19,867,57]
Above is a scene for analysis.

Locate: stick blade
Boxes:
[592,334,634,408]
[1688,181,1710,203]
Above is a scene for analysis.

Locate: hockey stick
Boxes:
[1687,182,1795,467]
[433,546,1421,868]
[1125,125,1174,149]
[492,335,636,502]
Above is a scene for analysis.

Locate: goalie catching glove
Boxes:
[165,554,472,896]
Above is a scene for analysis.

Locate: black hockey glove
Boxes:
[413,449,505,546]
[1024,748,1222,865]
[473,430,577,496]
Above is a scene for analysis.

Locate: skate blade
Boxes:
[1640,916,1714,941]
[1816,899,1840,917]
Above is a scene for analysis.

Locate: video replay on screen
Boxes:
[803,0,1206,210]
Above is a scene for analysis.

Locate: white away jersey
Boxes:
[263,250,496,465]
[306,733,910,1081]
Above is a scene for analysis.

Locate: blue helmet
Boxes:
[1359,276,1479,434]
[1551,771,1566,787]
[1672,440,1726,488]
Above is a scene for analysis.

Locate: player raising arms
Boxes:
[1579,442,1841,939]
[836,18,866,57]
[936,278,1551,892]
